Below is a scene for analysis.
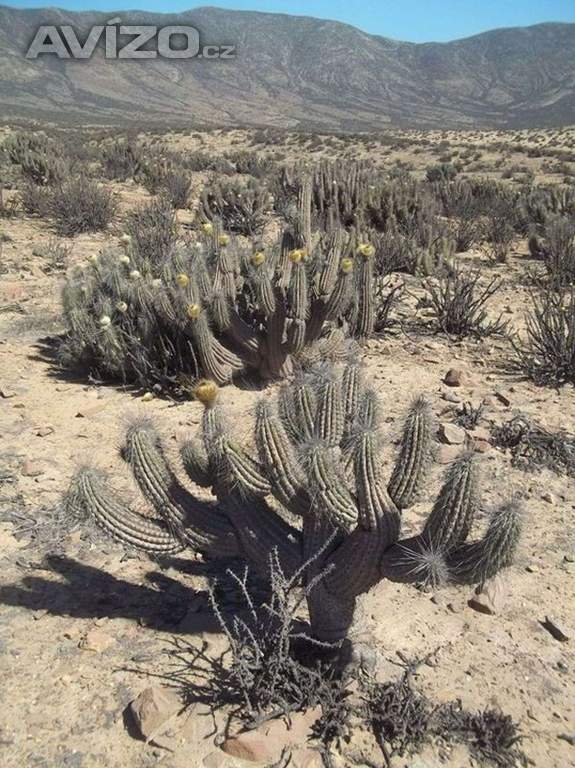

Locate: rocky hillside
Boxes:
[0,5,574,129]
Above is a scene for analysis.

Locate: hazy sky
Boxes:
[4,0,575,42]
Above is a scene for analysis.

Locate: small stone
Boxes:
[78,628,116,653]
[221,734,272,763]
[494,391,511,407]
[541,616,570,642]
[439,422,466,445]
[436,444,462,464]
[141,392,154,402]
[471,438,491,454]
[0,385,17,398]
[202,752,227,768]
[468,576,505,615]
[563,554,575,563]
[542,492,555,504]
[558,734,575,746]
[441,391,461,403]
[444,368,466,387]
[75,402,108,418]
[34,426,54,437]
[21,459,44,477]
[470,426,490,441]
[525,564,539,573]
[129,686,181,741]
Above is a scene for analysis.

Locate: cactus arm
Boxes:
[65,467,184,553]
[122,420,239,556]
[255,400,311,516]
[307,444,358,531]
[422,452,478,550]
[387,396,434,510]
[180,438,211,488]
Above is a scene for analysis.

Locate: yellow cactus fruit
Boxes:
[186,303,201,319]
[129,269,141,280]
[193,379,219,407]
[141,392,154,402]
[289,248,307,264]
[357,242,375,258]
[201,221,214,236]
[341,257,354,273]
[99,315,112,328]
[88,254,99,266]
[176,273,190,288]
[119,234,131,246]
[116,301,128,313]
[218,234,230,247]
[251,251,266,267]
[118,254,130,265]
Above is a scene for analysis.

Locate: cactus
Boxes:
[60,191,369,391]
[65,362,523,643]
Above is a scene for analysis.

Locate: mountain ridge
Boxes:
[1,5,574,130]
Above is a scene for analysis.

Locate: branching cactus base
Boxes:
[65,363,522,644]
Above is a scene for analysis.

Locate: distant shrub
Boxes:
[426,163,457,182]
[512,289,575,386]
[101,140,142,181]
[48,178,116,236]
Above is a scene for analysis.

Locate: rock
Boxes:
[471,438,491,454]
[129,686,181,741]
[75,402,108,418]
[558,734,575,746]
[34,426,54,437]
[441,391,461,403]
[470,426,491,441]
[468,576,505,615]
[21,459,44,477]
[435,444,462,464]
[494,391,511,407]
[78,628,116,653]
[564,554,575,563]
[0,385,17,398]
[444,368,466,387]
[222,709,320,764]
[542,492,555,504]
[202,752,228,768]
[439,422,466,445]
[541,616,570,642]
[525,564,539,573]
[221,734,272,763]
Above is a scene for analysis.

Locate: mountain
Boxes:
[1,5,574,130]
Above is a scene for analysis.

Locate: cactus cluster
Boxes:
[59,192,377,389]
[4,132,66,186]
[200,177,272,236]
[66,361,522,642]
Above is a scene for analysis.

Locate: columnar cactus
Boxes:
[66,362,522,643]
[60,191,375,390]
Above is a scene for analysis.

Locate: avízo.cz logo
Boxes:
[26,18,236,59]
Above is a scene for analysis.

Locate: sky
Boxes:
[3,0,575,42]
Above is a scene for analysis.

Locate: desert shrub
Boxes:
[425,163,457,182]
[4,131,67,185]
[159,169,192,209]
[226,150,274,178]
[481,195,518,263]
[19,180,51,216]
[423,266,507,338]
[539,216,575,286]
[100,140,142,180]
[433,178,483,252]
[124,196,178,263]
[48,178,116,236]
[512,289,575,386]
[492,414,575,476]
[200,177,271,235]
[32,238,72,273]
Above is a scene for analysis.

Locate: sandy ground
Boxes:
[0,166,574,768]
